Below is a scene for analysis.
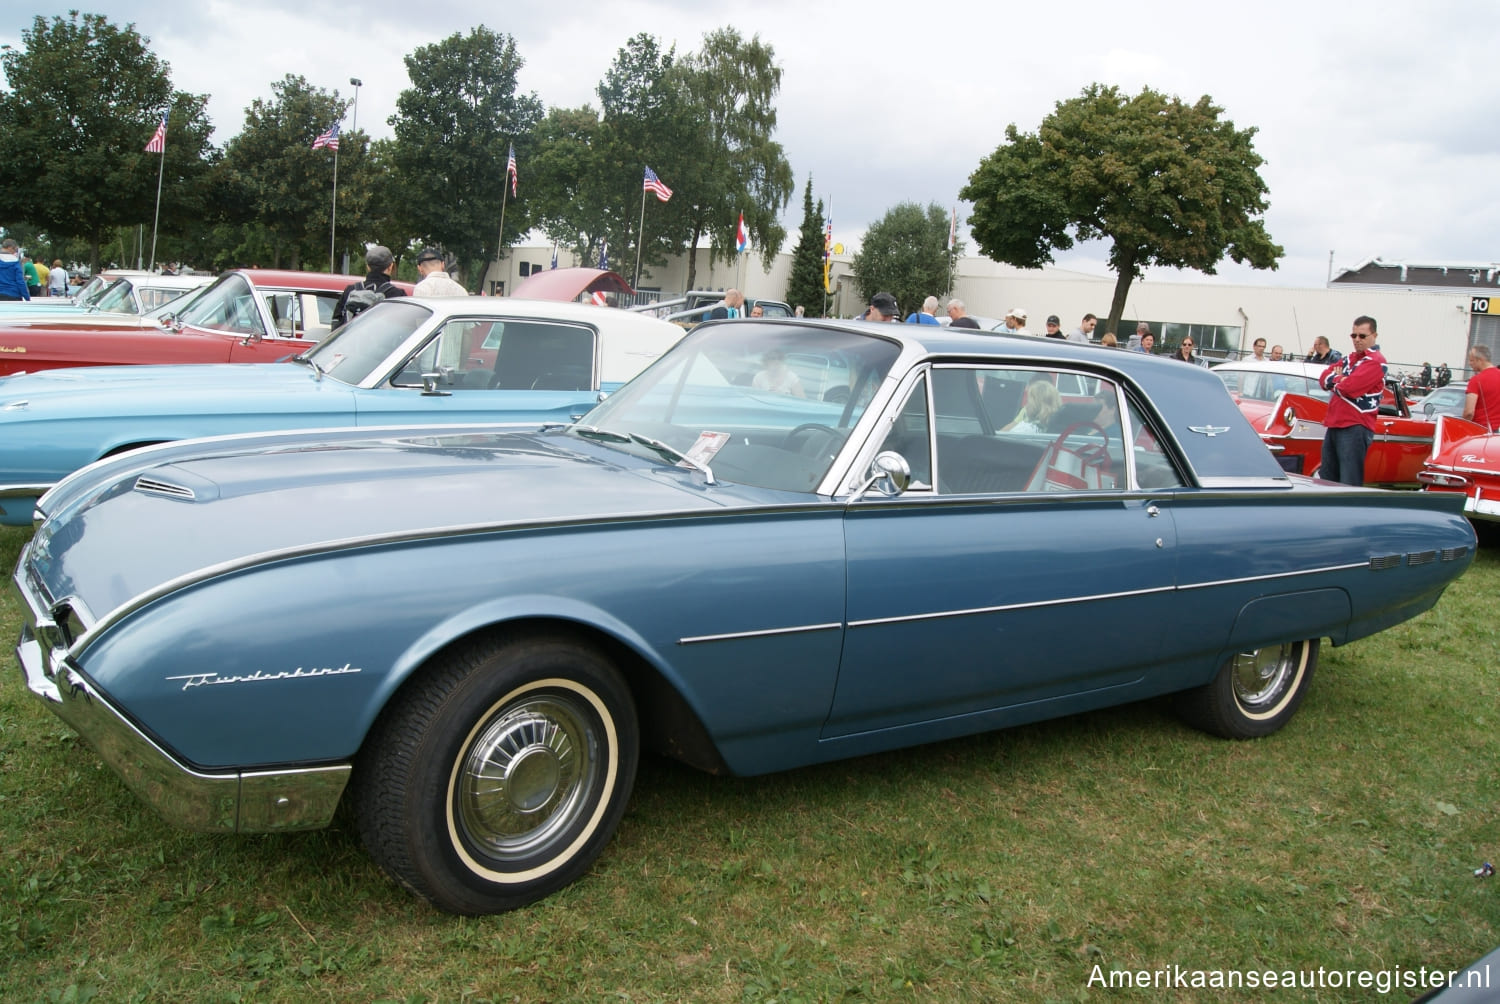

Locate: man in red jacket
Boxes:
[1317,315,1387,485]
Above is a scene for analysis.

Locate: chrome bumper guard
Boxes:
[14,545,349,833]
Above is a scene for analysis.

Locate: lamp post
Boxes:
[349,77,362,133]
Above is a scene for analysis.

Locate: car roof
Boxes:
[395,295,685,332]
[720,318,1289,482]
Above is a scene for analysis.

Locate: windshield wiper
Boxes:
[291,353,324,380]
[571,424,631,443]
[628,433,715,485]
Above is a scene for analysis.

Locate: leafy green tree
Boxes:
[596,34,695,286]
[387,27,544,285]
[784,177,828,316]
[217,75,358,270]
[852,202,961,319]
[527,105,614,270]
[961,84,1282,336]
[0,13,215,270]
[527,35,691,283]
[676,28,794,290]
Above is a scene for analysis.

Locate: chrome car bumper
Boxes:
[0,482,51,526]
[13,547,349,833]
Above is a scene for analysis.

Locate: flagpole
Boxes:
[633,187,647,287]
[148,145,165,272]
[328,143,339,273]
[495,185,509,293]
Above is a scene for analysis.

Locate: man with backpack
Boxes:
[332,245,405,329]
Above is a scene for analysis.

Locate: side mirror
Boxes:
[420,371,453,396]
[850,451,911,501]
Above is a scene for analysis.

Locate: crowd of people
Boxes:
[0,240,71,301]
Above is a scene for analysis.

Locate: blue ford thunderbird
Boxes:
[0,296,685,525]
[14,320,1475,914]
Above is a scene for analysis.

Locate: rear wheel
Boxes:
[1176,639,1319,739]
[354,635,638,915]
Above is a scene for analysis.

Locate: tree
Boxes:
[387,27,544,285]
[0,13,215,270]
[784,177,828,316]
[851,203,961,319]
[961,84,1282,336]
[526,35,692,282]
[217,75,357,270]
[595,34,695,284]
[676,28,794,290]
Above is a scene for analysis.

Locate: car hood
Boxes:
[0,361,326,411]
[0,312,158,332]
[28,428,764,620]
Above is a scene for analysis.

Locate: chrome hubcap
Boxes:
[456,697,598,860]
[1231,644,1296,709]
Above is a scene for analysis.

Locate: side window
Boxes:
[392,320,500,390]
[930,366,1131,494]
[175,273,266,337]
[877,375,931,488]
[1125,397,1186,489]
[490,322,596,391]
[263,292,300,337]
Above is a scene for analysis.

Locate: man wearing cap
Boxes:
[863,292,898,321]
[904,295,940,325]
[332,244,406,329]
[1069,314,1098,345]
[946,299,979,329]
[999,307,1031,336]
[413,247,467,297]
[1043,315,1065,339]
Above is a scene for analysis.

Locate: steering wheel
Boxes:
[1047,421,1112,470]
[782,423,842,455]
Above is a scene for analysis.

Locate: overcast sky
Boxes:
[8,1,1496,287]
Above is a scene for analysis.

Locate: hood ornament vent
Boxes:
[134,475,197,501]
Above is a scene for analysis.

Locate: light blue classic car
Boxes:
[0,271,209,316]
[0,297,685,524]
[14,320,1476,915]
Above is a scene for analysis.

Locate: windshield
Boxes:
[1215,367,1330,403]
[305,299,433,384]
[175,272,265,336]
[573,322,902,493]
[92,278,141,314]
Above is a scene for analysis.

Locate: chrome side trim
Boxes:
[847,584,1178,628]
[678,622,842,645]
[1178,561,1370,590]
[0,482,53,499]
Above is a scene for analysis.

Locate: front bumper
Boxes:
[13,543,349,832]
[0,483,51,527]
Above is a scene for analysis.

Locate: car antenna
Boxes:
[1291,306,1305,357]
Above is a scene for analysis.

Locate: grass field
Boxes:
[2,523,1498,1002]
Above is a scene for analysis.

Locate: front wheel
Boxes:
[1175,639,1319,739]
[354,635,639,915]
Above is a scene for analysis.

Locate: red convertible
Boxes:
[1215,360,1432,487]
[0,269,414,377]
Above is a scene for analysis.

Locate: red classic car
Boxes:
[1417,415,1500,525]
[1215,360,1432,487]
[0,269,414,377]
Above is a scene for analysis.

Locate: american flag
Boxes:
[643,166,672,202]
[144,112,168,154]
[506,144,518,197]
[312,122,341,151]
